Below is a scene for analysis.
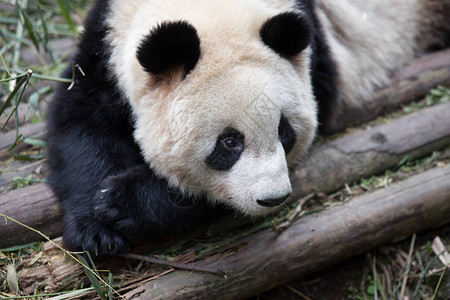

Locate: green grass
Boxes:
[402,85,450,114]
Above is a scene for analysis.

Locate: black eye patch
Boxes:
[205,128,245,171]
[278,114,296,154]
[260,12,313,57]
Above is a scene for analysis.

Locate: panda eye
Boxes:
[205,128,245,171]
[278,114,296,154]
[222,137,243,152]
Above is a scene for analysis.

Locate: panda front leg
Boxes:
[50,133,210,257]
[63,163,210,257]
[94,165,209,237]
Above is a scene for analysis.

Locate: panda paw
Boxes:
[93,176,141,233]
[63,218,129,257]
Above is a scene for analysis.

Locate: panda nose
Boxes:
[256,193,291,207]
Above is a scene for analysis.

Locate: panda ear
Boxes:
[260,12,313,57]
[137,21,201,76]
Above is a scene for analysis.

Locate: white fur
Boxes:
[216,142,292,216]
[315,0,441,108]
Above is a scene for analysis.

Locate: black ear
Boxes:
[260,12,313,57]
[136,21,200,75]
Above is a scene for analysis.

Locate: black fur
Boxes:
[205,128,245,171]
[136,21,201,75]
[47,0,219,257]
[260,12,313,57]
[296,0,339,129]
[278,114,296,154]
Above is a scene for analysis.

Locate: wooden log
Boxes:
[125,165,450,300]
[290,100,450,199]
[0,184,63,247]
[0,122,47,161]
[0,123,46,151]
[1,101,449,249]
[324,49,450,133]
[0,159,49,193]
[395,49,450,82]
[15,238,86,295]
[10,164,450,296]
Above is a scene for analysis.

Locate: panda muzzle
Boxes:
[256,193,290,207]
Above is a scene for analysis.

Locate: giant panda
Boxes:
[47,0,450,256]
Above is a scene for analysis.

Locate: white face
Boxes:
[106,0,317,216]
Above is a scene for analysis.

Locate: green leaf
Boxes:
[36,1,49,44]
[108,272,113,300]
[29,91,40,108]
[367,284,375,295]
[85,251,101,278]
[37,85,53,95]
[56,0,77,32]
[78,254,106,300]
[0,73,28,116]
[430,89,443,96]
[13,153,45,161]
[22,136,47,148]
[395,155,411,169]
[21,10,40,52]
[0,241,42,252]
[1,71,32,132]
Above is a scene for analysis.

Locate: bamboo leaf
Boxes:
[0,72,29,118]
[0,241,42,252]
[56,0,76,32]
[85,251,101,278]
[22,136,47,148]
[78,255,106,300]
[12,153,45,161]
[35,1,49,44]
[0,53,11,76]
[20,10,40,52]
[0,70,32,132]
[108,272,113,300]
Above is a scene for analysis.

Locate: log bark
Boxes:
[125,165,450,300]
[0,122,47,161]
[0,158,49,193]
[0,184,63,247]
[324,49,450,134]
[15,238,86,295]
[1,101,450,249]
[290,101,450,199]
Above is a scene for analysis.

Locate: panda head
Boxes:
[108,2,317,216]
